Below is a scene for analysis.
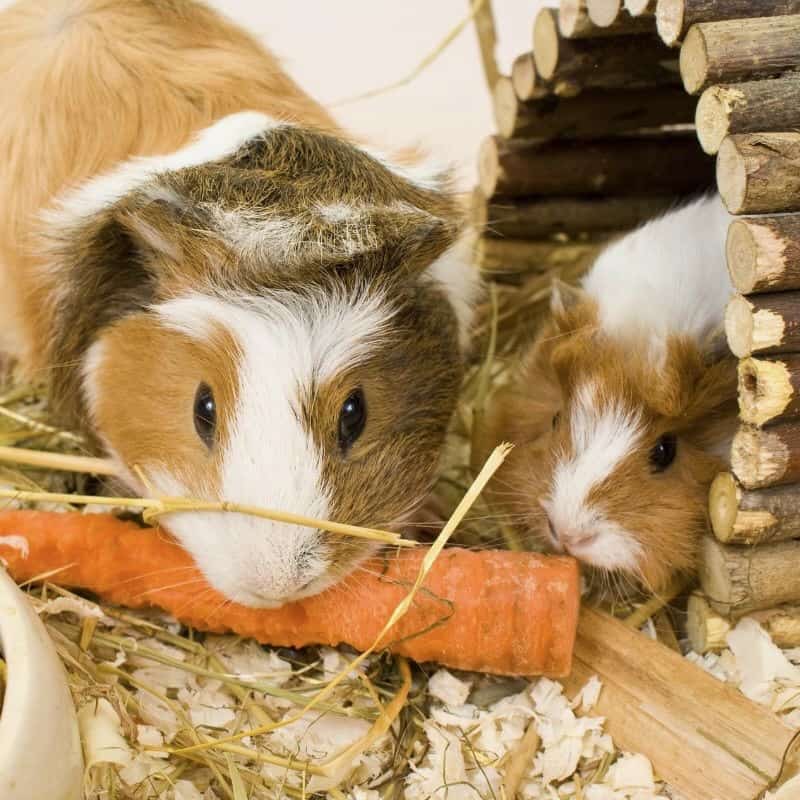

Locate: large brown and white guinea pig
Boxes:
[484,194,737,595]
[0,0,479,606]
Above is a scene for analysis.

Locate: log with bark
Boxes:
[701,534,800,614]
[725,291,800,358]
[727,215,800,294]
[657,0,800,47]
[493,83,695,141]
[731,421,800,489]
[479,134,714,198]
[738,354,800,427]
[689,592,800,651]
[680,15,800,94]
[472,192,675,239]
[709,470,800,544]
[510,52,550,101]
[718,133,800,215]
[696,76,800,155]
[687,592,731,652]
[534,7,679,91]
[560,606,799,800]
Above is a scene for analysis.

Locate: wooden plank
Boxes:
[560,607,798,800]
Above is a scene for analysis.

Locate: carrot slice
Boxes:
[0,511,580,676]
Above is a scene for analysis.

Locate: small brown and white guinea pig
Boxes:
[483,194,738,594]
[0,0,479,606]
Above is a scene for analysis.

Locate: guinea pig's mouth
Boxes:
[233,576,331,609]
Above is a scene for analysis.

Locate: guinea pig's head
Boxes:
[37,113,479,607]
[487,281,737,595]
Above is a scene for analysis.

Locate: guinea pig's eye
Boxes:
[552,411,561,430]
[338,388,366,452]
[649,433,677,472]
[194,382,216,448]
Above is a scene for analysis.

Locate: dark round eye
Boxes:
[194,382,216,448]
[649,433,677,472]
[338,389,366,451]
[552,411,561,430]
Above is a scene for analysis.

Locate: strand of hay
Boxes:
[0,486,415,548]
[333,0,491,105]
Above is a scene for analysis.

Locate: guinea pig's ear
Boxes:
[37,194,189,428]
[114,200,185,266]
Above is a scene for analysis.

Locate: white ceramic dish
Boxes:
[0,567,84,799]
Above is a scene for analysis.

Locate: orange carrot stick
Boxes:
[0,511,580,676]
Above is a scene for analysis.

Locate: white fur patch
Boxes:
[209,208,306,260]
[545,382,644,571]
[210,200,447,268]
[361,145,451,192]
[583,194,733,356]
[48,112,283,226]
[426,230,481,351]
[315,202,361,223]
[144,289,395,606]
[81,339,107,425]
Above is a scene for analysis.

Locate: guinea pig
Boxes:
[0,0,479,606]
[483,194,738,595]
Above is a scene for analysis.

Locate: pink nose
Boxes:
[547,516,596,551]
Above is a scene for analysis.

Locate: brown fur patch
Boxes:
[87,313,241,496]
[302,283,464,578]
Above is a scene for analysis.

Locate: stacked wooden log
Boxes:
[473,1,800,657]
[472,4,715,286]
[626,0,800,653]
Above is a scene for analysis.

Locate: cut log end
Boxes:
[695,86,732,155]
[588,0,623,27]
[533,8,560,79]
[717,136,748,215]
[656,0,685,47]
[493,77,519,139]
[738,357,793,427]
[625,0,654,16]
[687,593,730,653]
[511,53,539,101]
[478,137,501,198]
[558,0,584,38]
[470,188,489,233]
[699,536,734,610]
[725,294,754,358]
[679,24,709,94]
[731,424,791,490]
[709,471,739,543]
[726,220,758,294]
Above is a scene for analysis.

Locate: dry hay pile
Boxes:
[0,264,797,800]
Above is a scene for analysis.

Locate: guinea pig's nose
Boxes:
[546,515,597,553]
